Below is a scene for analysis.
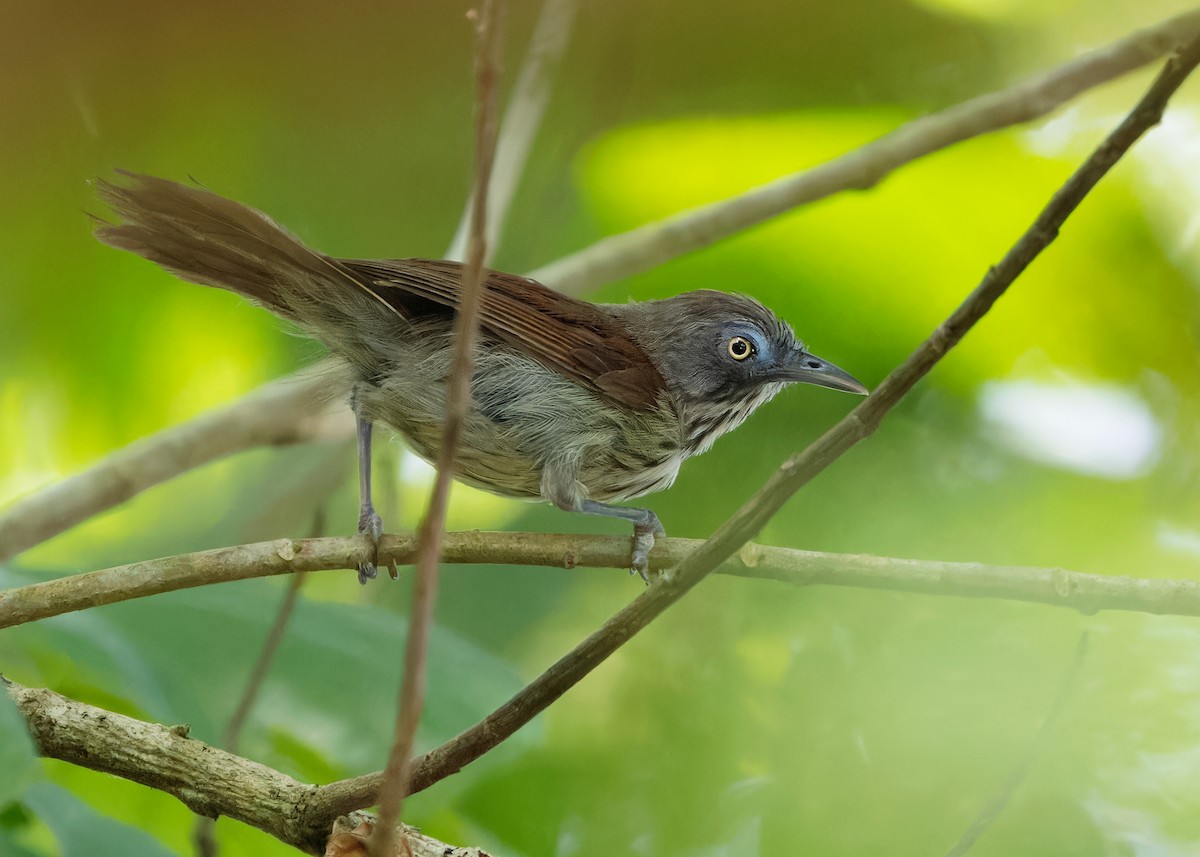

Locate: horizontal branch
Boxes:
[3,8,1196,562]
[2,679,473,856]
[7,530,1200,849]
[532,6,1200,294]
[3,533,1199,634]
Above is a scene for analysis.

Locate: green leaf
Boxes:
[0,569,532,781]
[21,783,175,857]
[0,682,39,808]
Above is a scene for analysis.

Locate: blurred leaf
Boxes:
[0,569,532,780]
[22,782,174,857]
[0,687,39,807]
[0,830,43,857]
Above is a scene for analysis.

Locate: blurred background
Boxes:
[3,0,1200,854]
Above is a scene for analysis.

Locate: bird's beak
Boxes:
[780,350,869,395]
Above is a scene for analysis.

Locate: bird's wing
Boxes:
[342,258,667,412]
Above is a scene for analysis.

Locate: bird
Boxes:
[93,171,867,582]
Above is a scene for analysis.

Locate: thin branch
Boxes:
[2,8,1194,559]
[446,0,579,263]
[371,5,504,855]
[0,366,350,564]
[1,679,473,856]
[299,36,1200,826]
[6,533,1200,632]
[942,632,1090,857]
[531,6,1200,295]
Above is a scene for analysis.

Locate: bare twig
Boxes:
[299,36,1200,826]
[446,0,579,263]
[3,8,1194,559]
[371,5,504,855]
[6,532,1200,631]
[531,7,1200,295]
[0,366,350,563]
[942,632,1090,857]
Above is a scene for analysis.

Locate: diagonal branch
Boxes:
[2,8,1197,561]
[532,7,1200,294]
[2,678,475,856]
[298,34,1200,828]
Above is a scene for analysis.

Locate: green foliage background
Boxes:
[3,0,1200,854]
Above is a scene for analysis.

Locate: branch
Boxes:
[3,8,1195,560]
[1,548,1184,854]
[446,0,579,263]
[6,533,1200,631]
[1,679,476,857]
[0,366,351,563]
[372,5,504,855]
[299,34,1200,827]
[531,6,1200,295]
[530,5,1200,294]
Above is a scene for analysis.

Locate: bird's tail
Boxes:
[94,171,409,373]
[95,172,348,318]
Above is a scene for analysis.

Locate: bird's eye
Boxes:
[727,336,753,361]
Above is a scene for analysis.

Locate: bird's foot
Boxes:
[357,507,384,585]
[630,514,666,583]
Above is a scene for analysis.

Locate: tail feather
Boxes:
[95,171,339,320]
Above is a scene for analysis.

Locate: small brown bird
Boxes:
[95,172,867,581]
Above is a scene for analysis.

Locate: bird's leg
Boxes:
[542,462,664,582]
[578,499,665,583]
[354,406,385,584]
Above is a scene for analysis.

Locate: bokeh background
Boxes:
[3,0,1200,854]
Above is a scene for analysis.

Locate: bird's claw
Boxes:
[630,517,667,583]
[357,508,384,585]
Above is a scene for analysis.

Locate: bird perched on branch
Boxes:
[94,172,867,582]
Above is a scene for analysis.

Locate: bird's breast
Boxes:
[681,384,783,457]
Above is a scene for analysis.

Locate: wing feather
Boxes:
[341,258,667,412]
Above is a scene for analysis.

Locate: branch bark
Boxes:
[3,7,1196,560]
[2,679,475,856]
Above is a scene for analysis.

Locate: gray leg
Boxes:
[355,412,384,584]
[579,499,665,583]
[541,459,663,582]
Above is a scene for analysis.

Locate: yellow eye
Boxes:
[727,335,753,361]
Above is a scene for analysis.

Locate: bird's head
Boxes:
[621,290,867,407]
